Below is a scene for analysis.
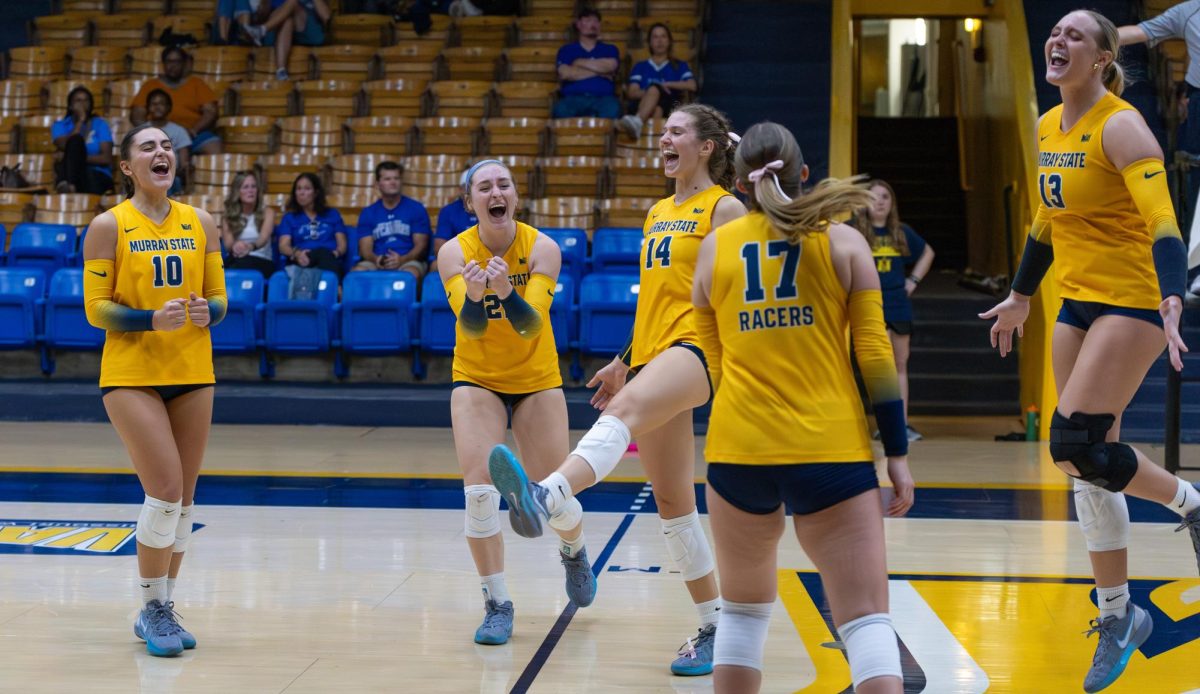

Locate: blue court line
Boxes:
[0,472,1187,524]
[510,512,637,694]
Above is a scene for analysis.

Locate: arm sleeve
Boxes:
[694,305,722,391]
[1010,206,1054,296]
[84,258,155,331]
[848,289,908,457]
[1122,157,1188,299]
[203,251,227,326]
[498,273,553,339]
[445,274,488,339]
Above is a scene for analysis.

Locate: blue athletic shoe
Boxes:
[488,444,549,538]
[474,600,514,645]
[133,600,184,657]
[1175,482,1200,575]
[1083,602,1153,692]
[560,546,597,607]
[165,602,196,650]
[670,624,716,676]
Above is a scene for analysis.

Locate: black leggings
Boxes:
[226,254,276,278]
[55,135,113,194]
[289,248,343,277]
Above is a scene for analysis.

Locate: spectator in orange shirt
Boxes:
[129,47,223,155]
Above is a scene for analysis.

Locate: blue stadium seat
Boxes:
[541,227,588,290]
[340,271,418,355]
[211,269,265,354]
[550,273,575,352]
[43,268,105,351]
[263,270,339,355]
[72,224,89,267]
[579,273,638,355]
[6,223,76,278]
[590,227,643,273]
[419,272,456,354]
[0,223,7,264]
[0,267,45,349]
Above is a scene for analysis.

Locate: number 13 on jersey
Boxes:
[1038,172,1065,209]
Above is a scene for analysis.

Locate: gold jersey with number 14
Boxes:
[628,185,731,369]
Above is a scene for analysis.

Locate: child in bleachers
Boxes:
[220,170,277,278]
[616,23,697,139]
[52,86,114,195]
[277,172,348,277]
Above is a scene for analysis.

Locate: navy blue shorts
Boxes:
[100,384,213,402]
[1057,299,1162,331]
[707,462,880,515]
[452,380,553,413]
[630,341,713,403]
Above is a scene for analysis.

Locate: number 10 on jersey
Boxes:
[152,254,184,288]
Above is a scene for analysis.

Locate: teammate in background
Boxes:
[490,104,747,676]
[83,123,226,657]
[693,121,911,694]
[437,159,596,646]
[980,10,1199,692]
[856,179,934,441]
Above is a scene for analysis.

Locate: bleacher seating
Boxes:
[210,268,264,354]
[339,271,418,356]
[419,272,455,355]
[43,267,104,352]
[6,223,76,278]
[579,272,638,355]
[590,226,642,273]
[263,270,339,355]
[0,266,44,349]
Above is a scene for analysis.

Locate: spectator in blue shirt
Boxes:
[553,9,622,119]
[352,160,432,280]
[52,86,113,195]
[429,168,479,272]
[277,172,348,276]
[616,23,697,139]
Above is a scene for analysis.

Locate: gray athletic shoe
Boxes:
[488,444,550,538]
[560,546,597,607]
[1174,482,1200,575]
[1082,602,1153,692]
[670,624,716,676]
[163,601,196,649]
[133,600,184,657]
[474,599,514,645]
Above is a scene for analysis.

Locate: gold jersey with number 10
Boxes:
[100,199,214,387]
[627,185,731,369]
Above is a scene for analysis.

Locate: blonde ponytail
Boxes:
[735,121,872,244]
[1082,9,1127,96]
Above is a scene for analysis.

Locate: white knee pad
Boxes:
[1073,478,1130,552]
[548,496,583,533]
[661,510,715,582]
[173,504,194,553]
[837,613,902,689]
[712,600,773,670]
[465,484,501,539]
[570,415,631,484]
[136,495,182,549]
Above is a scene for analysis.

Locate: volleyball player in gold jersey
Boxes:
[981,10,1197,691]
[83,123,226,657]
[693,122,912,694]
[490,104,746,675]
[438,160,594,646]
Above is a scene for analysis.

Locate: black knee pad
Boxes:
[1048,410,1137,492]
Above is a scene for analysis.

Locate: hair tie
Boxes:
[726,131,741,149]
[746,160,791,201]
